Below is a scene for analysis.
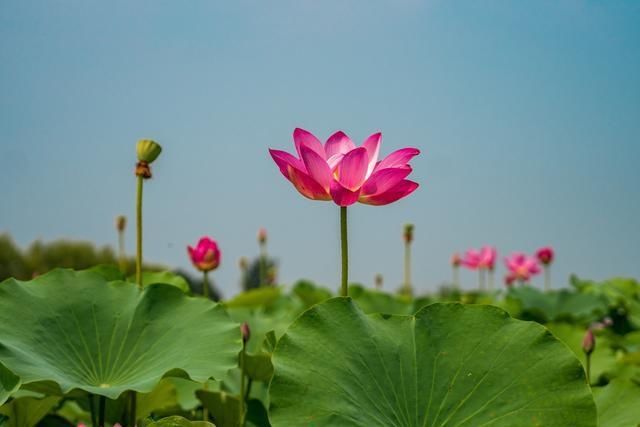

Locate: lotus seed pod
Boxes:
[403,224,414,243]
[115,215,127,232]
[136,139,162,164]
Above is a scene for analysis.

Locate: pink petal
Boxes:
[327,153,344,170]
[269,149,305,179]
[300,145,332,191]
[330,180,360,207]
[376,147,420,171]
[325,131,356,159]
[294,128,325,159]
[361,132,381,178]
[337,147,369,191]
[359,180,419,206]
[361,166,412,196]
[288,166,331,201]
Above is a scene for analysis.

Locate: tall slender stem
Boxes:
[340,207,349,297]
[403,240,412,295]
[452,266,459,290]
[135,175,144,289]
[240,340,247,425]
[128,391,137,427]
[488,269,494,291]
[89,394,97,427]
[478,269,486,291]
[259,243,267,287]
[118,229,126,274]
[544,266,551,292]
[98,395,106,427]
[203,270,210,299]
[585,353,591,386]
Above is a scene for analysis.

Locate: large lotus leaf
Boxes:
[131,271,191,293]
[225,288,281,309]
[506,286,608,324]
[291,280,332,308]
[0,364,19,405]
[348,285,413,315]
[137,378,181,418]
[0,269,241,399]
[244,353,273,383]
[0,396,61,427]
[145,416,215,427]
[198,390,240,427]
[269,298,596,426]
[594,379,640,426]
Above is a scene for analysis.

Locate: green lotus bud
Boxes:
[136,139,162,164]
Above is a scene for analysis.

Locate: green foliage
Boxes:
[145,416,215,427]
[241,257,277,291]
[0,269,241,399]
[0,364,20,406]
[269,298,597,426]
[0,395,61,427]
[594,379,640,426]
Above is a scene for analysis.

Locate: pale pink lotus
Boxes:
[504,252,541,282]
[187,236,221,272]
[269,128,419,206]
[461,246,497,270]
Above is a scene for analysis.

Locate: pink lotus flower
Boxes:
[461,246,497,270]
[269,128,419,206]
[504,252,541,282]
[536,246,554,265]
[187,236,221,272]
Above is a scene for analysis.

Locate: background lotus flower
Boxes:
[504,252,541,284]
[536,246,555,291]
[461,246,497,290]
[269,128,419,207]
[187,236,221,273]
[536,246,554,265]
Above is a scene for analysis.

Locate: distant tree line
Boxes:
[0,234,222,300]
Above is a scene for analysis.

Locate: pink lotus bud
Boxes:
[240,322,251,344]
[187,237,221,272]
[451,253,461,267]
[582,329,595,355]
[403,224,414,243]
[536,246,554,265]
[258,227,268,245]
[504,274,516,287]
[269,128,419,207]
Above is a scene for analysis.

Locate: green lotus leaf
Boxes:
[137,378,181,418]
[132,271,191,293]
[225,288,281,309]
[348,285,414,315]
[594,379,640,426]
[146,415,215,427]
[243,353,273,383]
[269,298,596,426]
[0,396,61,427]
[245,398,270,427]
[0,269,241,399]
[197,390,240,427]
[291,280,332,308]
[0,364,19,406]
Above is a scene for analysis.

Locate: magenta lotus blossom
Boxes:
[536,246,554,265]
[187,236,221,272]
[504,252,541,283]
[269,128,419,207]
[461,246,497,270]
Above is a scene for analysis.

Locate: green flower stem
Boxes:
[544,266,551,292]
[259,242,267,287]
[240,341,247,425]
[403,240,412,295]
[586,353,591,386]
[203,271,210,299]
[118,229,126,274]
[452,266,459,290]
[478,269,486,291]
[488,269,495,291]
[340,207,349,297]
[135,175,144,290]
[128,391,137,427]
[88,394,97,427]
[98,395,106,427]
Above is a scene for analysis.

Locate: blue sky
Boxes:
[1,1,639,297]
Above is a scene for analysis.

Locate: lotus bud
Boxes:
[258,227,267,245]
[403,224,414,243]
[582,329,595,355]
[374,273,383,289]
[536,246,554,266]
[451,253,461,267]
[240,322,251,344]
[187,237,221,272]
[115,215,127,232]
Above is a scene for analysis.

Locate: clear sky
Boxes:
[1,1,639,297]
